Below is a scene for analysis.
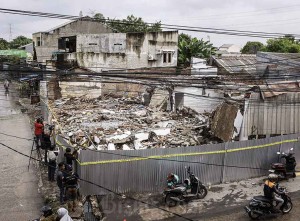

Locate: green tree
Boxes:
[241,41,265,54]
[108,15,161,33]
[264,36,300,53]
[94,13,105,21]
[0,38,9,50]
[178,33,216,67]
[9,36,32,49]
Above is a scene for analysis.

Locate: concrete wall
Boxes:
[74,31,178,71]
[60,81,102,98]
[33,19,113,63]
[101,81,146,97]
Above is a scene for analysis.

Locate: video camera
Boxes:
[47,124,55,131]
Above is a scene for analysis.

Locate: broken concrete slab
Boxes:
[151,128,171,136]
[148,89,169,110]
[210,103,238,142]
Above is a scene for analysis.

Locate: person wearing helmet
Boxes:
[40,205,56,221]
[167,173,180,188]
[264,173,284,212]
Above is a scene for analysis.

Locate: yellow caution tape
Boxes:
[55,138,298,166]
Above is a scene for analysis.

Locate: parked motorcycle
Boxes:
[269,148,296,180]
[164,167,208,207]
[244,186,293,219]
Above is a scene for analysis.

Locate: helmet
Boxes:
[41,205,53,217]
[268,173,278,181]
[167,173,174,180]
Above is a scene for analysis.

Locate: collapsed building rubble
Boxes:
[50,92,222,150]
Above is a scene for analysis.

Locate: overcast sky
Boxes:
[1,0,300,47]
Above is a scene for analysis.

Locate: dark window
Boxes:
[163,52,172,63]
[163,53,167,63]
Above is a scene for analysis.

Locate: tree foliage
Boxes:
[178,33,216,68]
[9,36,32,49]
[241,41,265,54]
[241,36,300,54]
[0,38,9,50]
[264,37,300,53]
[93,13,105,20]
[107,15,162,33]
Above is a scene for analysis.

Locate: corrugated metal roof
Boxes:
[241,92,300,138]
[213,54,256,75]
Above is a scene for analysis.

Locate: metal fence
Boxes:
[57,134,300,196]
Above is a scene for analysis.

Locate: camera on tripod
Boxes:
[47,124,55,131]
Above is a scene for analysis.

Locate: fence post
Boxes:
[221,142,228,183]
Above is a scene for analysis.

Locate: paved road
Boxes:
[0,85,43,220]
[177,191,300,221]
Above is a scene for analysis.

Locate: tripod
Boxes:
[28,137,42,171]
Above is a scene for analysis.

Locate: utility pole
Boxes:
[9,24,12,41]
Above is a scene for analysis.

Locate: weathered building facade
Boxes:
[58,31,178,71]
[32,18,113,63]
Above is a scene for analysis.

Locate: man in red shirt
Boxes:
[34,118,44,150]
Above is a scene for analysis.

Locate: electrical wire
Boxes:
[0,8,298,39]
[0,140,194,221]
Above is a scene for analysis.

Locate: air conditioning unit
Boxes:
[148,54,156,61]
[156,49,163,54]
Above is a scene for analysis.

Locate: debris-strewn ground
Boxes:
[18,97,85,220]
[50,95,221,151]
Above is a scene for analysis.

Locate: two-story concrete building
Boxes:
[33,18,178,71]
[56,31,178,72]
[32,18,113,63]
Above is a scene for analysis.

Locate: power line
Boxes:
[0,8,298,39]
[0,141,195,221]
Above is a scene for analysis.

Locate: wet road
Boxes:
[0,86,43,220]
[162,191,300,221]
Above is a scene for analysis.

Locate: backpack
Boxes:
[65,174,77,187]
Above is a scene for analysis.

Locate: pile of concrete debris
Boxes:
[50,95,221,151]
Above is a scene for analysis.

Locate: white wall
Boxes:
[74,31,178,71]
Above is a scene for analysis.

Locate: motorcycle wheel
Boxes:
[248,209,261,220]
[281,199,293,214]
[197,186,208,199]
[165,193,179,207]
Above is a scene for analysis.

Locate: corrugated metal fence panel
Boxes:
[79,143,225,195]
[222,136,282,183]
[59,134,300,195]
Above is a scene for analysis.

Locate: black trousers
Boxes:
[48,160,56,181]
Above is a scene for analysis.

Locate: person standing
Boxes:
[34,118,44,150]
[65,170,79,212]
[56,162,65,204]
[47,149,57,182]
[3,79,9,92]
[64,148,75,168]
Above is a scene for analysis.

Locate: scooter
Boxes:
[164,167,208,207]
[269,148,296,180]
[244,186,293,220]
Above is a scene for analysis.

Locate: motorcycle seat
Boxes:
[174,186,186,192]
[254,196,272,203]
[272,163,285,167]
